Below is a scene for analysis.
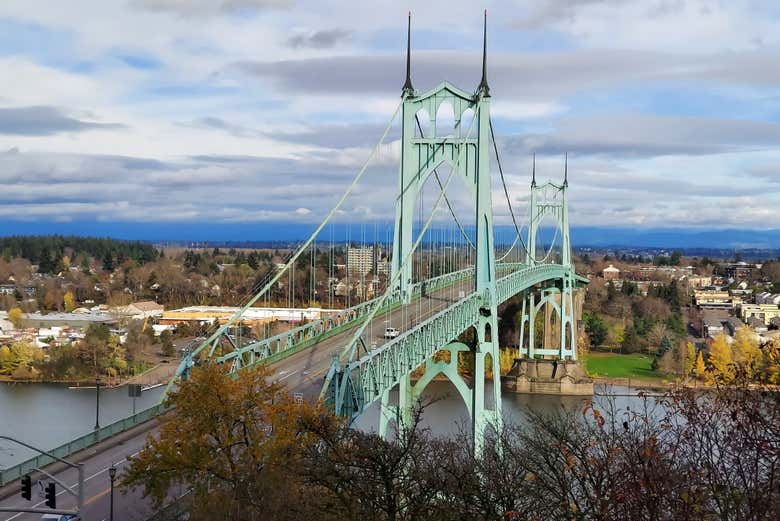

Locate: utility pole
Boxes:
[0,436,84,518]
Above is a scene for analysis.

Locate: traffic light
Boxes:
[20,475,31,500]
[44,482,56,509]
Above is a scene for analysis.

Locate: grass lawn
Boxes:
[584,352,664,380]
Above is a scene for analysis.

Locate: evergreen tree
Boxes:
[102,251,115,272]
[621,325,640,353]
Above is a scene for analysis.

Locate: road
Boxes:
[0,278,473,520]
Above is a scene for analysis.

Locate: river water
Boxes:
[1,381,654,468]
[0,382,165,467]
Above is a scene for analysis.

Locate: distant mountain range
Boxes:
[1,221,779,251]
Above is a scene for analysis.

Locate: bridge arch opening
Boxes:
[415,108,431,138]
[531,213,563,264]
[412,165,476,284]
[435,101,456,138]
[459,107,475,138]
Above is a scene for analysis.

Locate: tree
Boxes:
[708,333,734,383]
[685,341,696,376]
[695,350,706,379]
[670,250,682,266]
[733,325,762,379]
[102,251,114,272]
[621,325,641,354]
[7,307,24,329]
[584,313,608,347]
[122,364,319,521]
[63,290,75,312]
[648,323,669,350]
[300,401,444,521]
[160,330,175,357]
[0,341,39,376]
[78,323,114,374]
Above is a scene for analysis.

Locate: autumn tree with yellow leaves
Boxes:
[63,290,76,312]
[695,350,706,379]
[707,333,734,383]
[733,325,762,378]
[685,341,695,376]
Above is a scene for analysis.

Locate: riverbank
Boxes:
[0,361,178,388]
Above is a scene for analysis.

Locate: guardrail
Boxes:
[0,403,166,486]
[212,267,477,374]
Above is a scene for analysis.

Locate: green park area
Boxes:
[584,352,665,381]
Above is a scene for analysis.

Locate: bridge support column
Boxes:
[398,372,413,432]
[379,387,393,439]
[471,306,502,455]
[560,274,577,360]
[527,292,536,359]
[519,294,527,357]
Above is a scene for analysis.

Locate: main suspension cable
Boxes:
[165,100,404,394]
[489,117,529,257]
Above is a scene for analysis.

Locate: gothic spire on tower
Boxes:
[564,152,568,187]
[402,11,414,96]
[531,153,537,187]
[477,10,490,97]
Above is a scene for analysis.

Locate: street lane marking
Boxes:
[84,485,113,506]
[277,370,298,381]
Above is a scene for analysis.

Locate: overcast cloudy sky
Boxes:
[0,0,779,239]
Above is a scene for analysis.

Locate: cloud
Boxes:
[286,29,352,49]
[502,113,780,158]
[513,0,631,30]
[0,106,124,136]
[0,0,779,233]
[130,0,291,17]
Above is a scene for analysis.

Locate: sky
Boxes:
[0,0,779,243]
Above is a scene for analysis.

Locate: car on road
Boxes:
[383,327,400,339]
[40,514,76,521]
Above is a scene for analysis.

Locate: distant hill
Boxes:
[1,221,779,251]
[0,235,159,273]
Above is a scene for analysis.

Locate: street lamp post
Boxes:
[108,463,117,521]
[94,375,101,430]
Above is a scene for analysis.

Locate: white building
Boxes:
[347,247,374,277]
[756,292,780,305]
[602,264,620,280]
[113,301,164,320]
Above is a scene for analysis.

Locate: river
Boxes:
[1,381,655,468]
[0,382,165,467]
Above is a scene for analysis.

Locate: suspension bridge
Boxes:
[164,12,588,451]
[0,15,590,502]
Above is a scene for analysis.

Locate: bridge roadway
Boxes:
[0,277,474,521]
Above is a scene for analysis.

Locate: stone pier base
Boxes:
[503,358,593,396]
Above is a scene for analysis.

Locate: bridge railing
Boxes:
[0,403,166,487]
[330,291,483,418]
[211,266,478,374]
[328,263,579,418]
[496,263,571,303]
